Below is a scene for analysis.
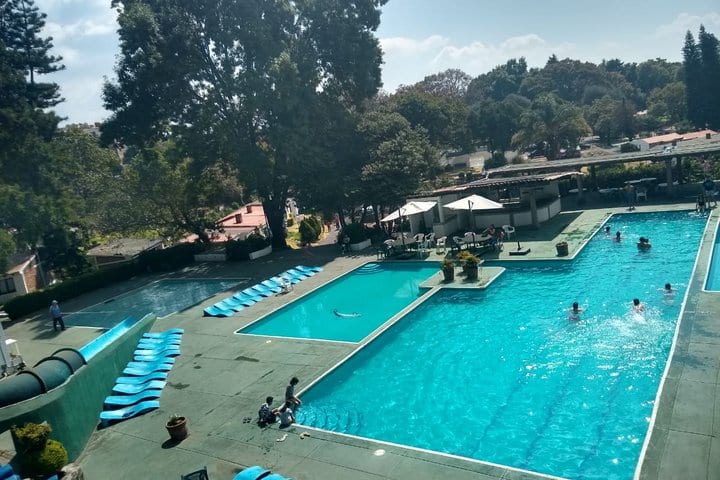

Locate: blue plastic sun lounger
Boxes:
[272,274,300,286]
[104,389,163,408]
[112,380,167,395]
[250,284,276,297]
[143,328,184,338]
[216,298,247,311]
[285,268,311,279]
[99,400,160,426]
[0,463,21,480]
[115,372,168,384]
[240,288,265,300]
[260,280,283,292]
[123,364,173,376]
[137,336,182,345]
[203,305,234,317]
[232,466,271,480]
[134,353,179,362]
[296,265,322,274]
[229,294,257,306]
[126,359,174,369]
[133,346,181,356]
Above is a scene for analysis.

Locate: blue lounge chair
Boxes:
[104,389,163,408]
[260,280,283,292]
[123,364,173,375]
[216,298,247,312]
[240,288,265,300]
[126,359,174,369]
[112,380,167,395]
[203,305,234,317]
[115,372,168,384]
[295,265,322,274]
[285,268,311,279]
[232,466,270,480]
[134,347,181,357]
[100,400,160,426]
[137,336,182,345]
[229,294,257,306]
[143,328,184,337]
[273,274,300,285]
[134,354,179,362]
[250,284,276,297]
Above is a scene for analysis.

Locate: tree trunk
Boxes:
[263,198,288,249]
[336,207,347,229]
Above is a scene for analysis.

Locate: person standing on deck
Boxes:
[49,300,65,332]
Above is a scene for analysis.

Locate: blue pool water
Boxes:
[238,263,438,342]
[296,211,707,480]
[65,279,240,329]
[704,220,720,290]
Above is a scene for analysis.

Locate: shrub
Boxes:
[441,258,455,270]
[299,218,320,244]
[12,423,67,477]
[341,223,368,243]
[463,254,480,267]
[307,216,322,238]
[225,233,270,261]
[484,151,507,170]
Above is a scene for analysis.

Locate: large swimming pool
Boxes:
[65,278,241,328]
[296,211,707,480]
[238,263,437,342]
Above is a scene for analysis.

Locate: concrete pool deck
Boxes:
[0,202,718,479]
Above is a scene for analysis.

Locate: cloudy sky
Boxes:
[35,0,720,124]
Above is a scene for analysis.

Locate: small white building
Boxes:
[86,238,164,269]
[0,254,44,304]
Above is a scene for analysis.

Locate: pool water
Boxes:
[296,211,707,480]
[65,279,240,328]
[238,263,438,342]
[704,219,720,290]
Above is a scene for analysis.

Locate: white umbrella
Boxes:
[444,194,504,211]
[444,194,503,231]
[0,321,11,374]
[380,201,437,223]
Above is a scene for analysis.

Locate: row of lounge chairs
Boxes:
[99,329,184,426]
[203,265,322,318]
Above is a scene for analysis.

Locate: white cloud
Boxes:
[380,35,449,56]
[55,46,80,65]
[654,12,720,38]
[44,17,116,42]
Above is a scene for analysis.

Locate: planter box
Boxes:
[249,245,272,260]
[349,238,371,252]
[193,252,227,262]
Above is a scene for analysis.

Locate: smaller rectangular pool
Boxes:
[65,278,242,329]
[237,262,437,342]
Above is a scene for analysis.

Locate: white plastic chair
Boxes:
[425,232,436,248]
[413,233,425,244]
[636,189,647,201]
[502,225,515,239]
[453,236,466,251]
[435,236,447,253]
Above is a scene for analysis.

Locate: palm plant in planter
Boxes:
[166,414,188,441]
[463,254,480,281]
[441,258,455,282]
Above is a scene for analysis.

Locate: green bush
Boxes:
[137,243,202,272]
[594,163,666,189]
[225,233,270,261]
[12,423,67,477]
[484,151,507,170]
[299,218,320,244]
[308,216,322,237]
[2,262,139,320]
[12,423,51,452]
[286,216,295,227]
[20,439,67,477]
[341,223,368,243]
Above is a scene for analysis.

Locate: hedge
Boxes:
[225,234,270,261]
[299,217,321,244]
[341,223,369,243]
[2,243,203,320]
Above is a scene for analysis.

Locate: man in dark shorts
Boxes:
[285,377,302,410]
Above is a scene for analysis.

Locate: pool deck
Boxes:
[1,202,718,479]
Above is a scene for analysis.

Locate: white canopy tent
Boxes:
[380,201,437,223]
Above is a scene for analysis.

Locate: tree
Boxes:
[102,0,386,249]
[466,58,528,104]
[647,82,687,126]
[512,94,590,160]
[392,89,470,150]
[0,229,14,273]
[683,30,705,128]
[697,26,720,128]
[412,68,472,99]
[469,94,530,151]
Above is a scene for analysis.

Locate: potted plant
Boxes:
[456,250,472,274]
[441,258,455,282]
[463,254,480,281]
[166,414,188,441]
[555,241,569,257]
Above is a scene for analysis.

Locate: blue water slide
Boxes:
[112,380,167,395]
[104,389,163,408]
[232,466,271,480]
[115,372,168,384]
[99,400,160,426]
[203,305,234,317]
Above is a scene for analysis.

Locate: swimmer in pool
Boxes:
[632,298,645,313]
[568,301,583,321]
[614,231,622,242]
[333,309,361,318]
[660,283,675,303]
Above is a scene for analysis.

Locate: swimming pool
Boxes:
[238,263,437,342]
[296,211,707,480]
[703,216,720,290]
[65,278,241,329]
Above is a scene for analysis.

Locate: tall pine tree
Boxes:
[683,30,705,128]
[698,25,720,129]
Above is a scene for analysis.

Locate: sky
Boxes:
[34,0,720,124]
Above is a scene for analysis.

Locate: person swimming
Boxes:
[660,283,675,303]
[637,237,652,250]
[614,231,622,242]
[605,226,611,236]
[632,298,645,313]
[568,301,583,321]
[333,309,361,318]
